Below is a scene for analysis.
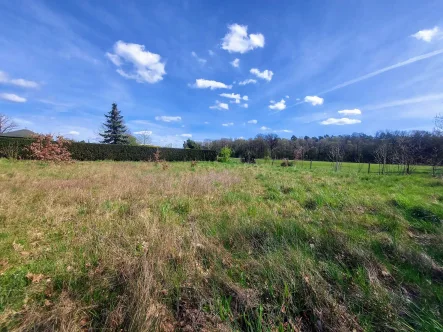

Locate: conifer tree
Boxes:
[99,103,129,144]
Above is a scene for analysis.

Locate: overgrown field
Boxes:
[0,159,442,331]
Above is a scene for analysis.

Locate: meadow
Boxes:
[0,159,442,331]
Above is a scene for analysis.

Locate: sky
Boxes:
[1,0,443,146]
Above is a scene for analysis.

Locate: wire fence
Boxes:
[232,158,443,176]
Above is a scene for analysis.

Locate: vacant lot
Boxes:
[0,159,442,331]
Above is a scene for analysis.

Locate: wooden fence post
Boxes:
[368,163,371,174]
[310,160,312,169]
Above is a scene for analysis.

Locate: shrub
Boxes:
[219,146,232,163]
[0,137,217,162]
[281,159,294,167]
[26,134,72,162]
[241,151,256,164]
[0,141,20,160]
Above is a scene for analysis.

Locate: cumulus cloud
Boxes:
[238,79,257,85]
[320,118,361,125]
[304,95,324,106]
[248,119,258,124]
[192,79,232,90]
[269,99,286,111]
[106,40,166,83]
[204,121,210,124]
[155,116,181,122]
[338,108,362,115]
[219,92,248,104]
[222,122,234,127]
[208,50,215,56]
[0,71,39,88]
[241,103,248,108]
[286,95,290,99]
[210,100,229,110]
[181,133,192,137]
[260,126,271,131]
[231,58,240,67]
[68,130,80,135]
[411,26,440,42]
[221,24,264,53]
[0,93,26,103]
[191,51,207,64]
[250,68,273,81]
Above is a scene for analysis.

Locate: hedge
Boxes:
[0,137,217,162]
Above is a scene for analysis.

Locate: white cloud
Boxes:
[319,49,443,95]
[208,50,215,56]
[105,52,122,66]
[250,68,273,81]
[231,58,240,67]
[260,126,271,131]
[209,100,229,110]
[241,103,248,108]
[411,27,440,42]
[204,121,210,124]
[0,93,26,103]
[278,129,292,133]
[181,133,192,137]
[320,118,361,125]
[220,93,240,100]
[338,108,362,115]
[248,119,257,124]
[286,95,290,99]
[155,116,181,122]
[192,79,232,90]
[222,122,234,127]
[191,51,207,64]
[106,40,166,84]
[304,95,324,106]
[68,130,80,135]
[221,24,264,54]
[219,93,248,105]
[134,130,153,135]
[0,71,39,88]
[238,79,257,85]
[269,99,286,111]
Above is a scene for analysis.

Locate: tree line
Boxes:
[196,115,443,170]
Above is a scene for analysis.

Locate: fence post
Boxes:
[310,160,312,169]
[368,163,371,174]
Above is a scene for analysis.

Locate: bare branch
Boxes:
[0,114,18,134]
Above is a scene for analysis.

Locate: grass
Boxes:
[0,159,442,331]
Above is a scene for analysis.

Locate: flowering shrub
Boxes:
[26,134,72,162]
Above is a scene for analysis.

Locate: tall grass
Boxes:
[0,159,442,331]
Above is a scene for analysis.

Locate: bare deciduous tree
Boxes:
[0,114,18,134]
[135,130,152,145]
[374,143,388,174]
[329,142,343,172]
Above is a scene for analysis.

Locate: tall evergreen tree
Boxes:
[99,103,129,144]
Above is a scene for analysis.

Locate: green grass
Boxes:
[0,158,442,331]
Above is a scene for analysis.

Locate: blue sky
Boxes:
[1,0,443,146]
